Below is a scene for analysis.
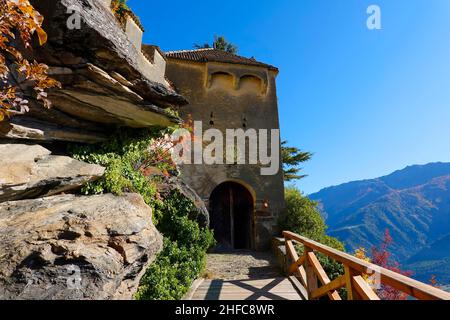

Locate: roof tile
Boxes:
[165,48,278,71]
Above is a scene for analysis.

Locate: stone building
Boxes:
[165,49,285,250]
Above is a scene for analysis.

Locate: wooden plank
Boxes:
[283,231,450,300]
[353,276,381,300]
[307,252,329,283]
[307,252,342,300]
[285,239,299,262]
[193,276,305,301]
[344,266,356,300]
[311,275,346,300]
[286,239,308,288]
[184,278,205,300]
[286,240,308,288]
[288,255,306,275]
[289,275,308,300]
[297,265,307,289]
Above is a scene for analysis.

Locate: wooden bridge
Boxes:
[187,231,450,301]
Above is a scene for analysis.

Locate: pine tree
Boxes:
[281,141,312,182]
[194,35,238,54]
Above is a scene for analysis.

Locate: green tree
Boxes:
[279,187,327,240]
[194,35,238,54]
[281,141,312,182]
[279,187,345,280]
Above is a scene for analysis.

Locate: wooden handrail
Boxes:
[283,231,450,301]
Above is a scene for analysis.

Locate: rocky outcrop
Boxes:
[0,193,163,300]
[47,63,181,128]
[158,176,210,228]
[0,144,105,202]
[0,117,108,144]
[1,0,188,144]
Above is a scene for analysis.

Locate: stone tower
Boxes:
[165,48,285,251]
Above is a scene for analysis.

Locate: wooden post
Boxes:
[304,246,319,300]
[284,239,292,276]
[344,266,362,300]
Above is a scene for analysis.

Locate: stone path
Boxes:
[204,251,281,280]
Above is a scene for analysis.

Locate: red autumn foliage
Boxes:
[430,275,441,288]
[371,229,413,300]
[138,118,196,177]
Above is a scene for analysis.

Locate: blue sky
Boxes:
[129,0,450,194]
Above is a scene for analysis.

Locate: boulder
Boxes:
[0,193,163,300]
[158,176,210,228]
[0,117,108,144]
[0,144,105,202]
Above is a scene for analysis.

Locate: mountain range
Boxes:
[309,162,450,283]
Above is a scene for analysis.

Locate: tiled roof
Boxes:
[165,48,278,71]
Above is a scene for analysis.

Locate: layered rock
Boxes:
[1,0,188,144]
[0,193,163,300]
[0,144,105,202]
[0,0,194,300]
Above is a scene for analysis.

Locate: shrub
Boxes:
[279,187,327,240]
[111,0,130,26]
[279,187,345,280]
[134,239,207,301]
[69,128,215,300]
[69,127,173,209]
[136,190,215,300]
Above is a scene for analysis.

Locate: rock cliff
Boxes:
[0,0,193,300]
[1,0,188,144]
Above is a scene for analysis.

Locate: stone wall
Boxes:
[166,59,285,250]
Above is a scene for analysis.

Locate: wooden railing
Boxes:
[283,231,450,300]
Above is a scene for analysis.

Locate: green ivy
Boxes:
[136,190,215,300]
[134,240,207,300]
[69,128,170,209]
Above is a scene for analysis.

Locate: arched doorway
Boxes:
[209,182,254,250]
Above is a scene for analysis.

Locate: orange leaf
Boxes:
[35,27,47,45]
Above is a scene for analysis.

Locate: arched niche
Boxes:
[207,71,236,90]
[238,74,264,94]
